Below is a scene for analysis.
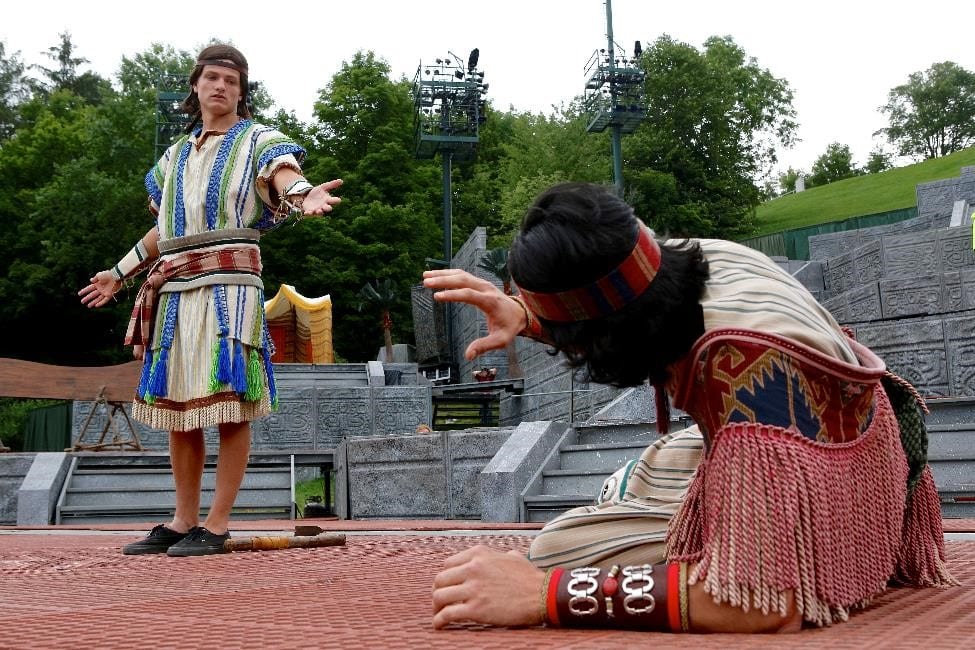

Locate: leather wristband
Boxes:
[549,562,683,631]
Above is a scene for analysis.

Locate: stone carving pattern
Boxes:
[374,387,430,436]
[883,239,938,280]
[317,387,372,447]
[880,277,943,319]
[945,317,975,396]
[263,387,315,448]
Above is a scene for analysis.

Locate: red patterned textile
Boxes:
[125,245,262,347]
[664,328,954,627]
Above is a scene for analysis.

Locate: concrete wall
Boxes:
[337,426,513,519]
[0,454,33,524]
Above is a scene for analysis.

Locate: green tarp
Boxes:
[23,402,72,452]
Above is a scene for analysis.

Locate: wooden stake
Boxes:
[223,532,346,553]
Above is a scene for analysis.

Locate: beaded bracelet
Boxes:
[510,295,550,343]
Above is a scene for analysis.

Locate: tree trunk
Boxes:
[382,311,395,362]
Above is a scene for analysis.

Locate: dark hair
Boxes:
[180,43,252,132]
[509,182,710,387]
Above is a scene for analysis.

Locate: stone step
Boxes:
[558,441,648,471]
[57,502,291,524]
[925,398,975,426]
[540,468,607,497]
[61,486,292,509]
[69,467,289,490]
[522,494,593,523]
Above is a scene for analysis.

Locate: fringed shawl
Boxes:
[664,328,955,626]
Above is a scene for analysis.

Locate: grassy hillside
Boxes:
[753,146,975,237]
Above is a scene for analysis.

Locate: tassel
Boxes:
[207,339,222,393]
[137,349,154,399]
[147,347,169,398]
[216,335,232,385]
[245,348,264,402]
[262,346,278,409]
[893,468,958,587]
[653,382,670,435]
[232,340,248,394]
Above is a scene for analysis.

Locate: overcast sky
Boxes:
[2,0,972,175]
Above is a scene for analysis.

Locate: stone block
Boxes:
[479,421,570,522]
[939,226,975,271]
[315,387,372,447]
[373,386,431,436]
[943,269,975,312]
[822,293,848,323]
[853,239,883,284]
[883,234,940,280]
[845,282,883,322]
[346,434,446,518]
[16,452,71,525]
[792,260,825,295]
[809,230,859,262]
[448,429,510,519]
[945,315,975,396]
[856,319,949,395]
[0,454,34,525]
[825,251,856,295]
[880,274,943,319]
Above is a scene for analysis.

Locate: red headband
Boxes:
[516,223,661,322]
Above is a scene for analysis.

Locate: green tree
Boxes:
[864,145,893,174]
[357,278,398,361]
[777,167,807,193]
[627,35,798,238]
[260,50,441,362]
[878,61,975,160]
[29,32,112,105]
[808,142,863,186]
[0,41,29,140]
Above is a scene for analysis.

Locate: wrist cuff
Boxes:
[548,562,686,631]
[111,240,152,281]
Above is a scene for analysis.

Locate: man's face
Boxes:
[193,63,242,117]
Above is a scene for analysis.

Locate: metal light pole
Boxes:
[413,50,488,367]
[413,50,487,266]
[583,0,646,195]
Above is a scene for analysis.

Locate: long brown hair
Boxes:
[180,43,251,132]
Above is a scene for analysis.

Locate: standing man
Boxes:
[79,44,342,556]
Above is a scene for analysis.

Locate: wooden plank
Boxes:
[0,358,141,402]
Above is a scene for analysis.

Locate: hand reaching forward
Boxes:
[301,178,344,216]
[422,269,526,360]
[78,270,120,309]
[431,545,545,629]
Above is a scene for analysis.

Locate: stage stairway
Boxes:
[55,451,332,524]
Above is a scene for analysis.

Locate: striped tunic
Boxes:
[528,238,858,568]
[132,120,305,432]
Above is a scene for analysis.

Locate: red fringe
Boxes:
[666,387,953,627]
[893,467,958,587]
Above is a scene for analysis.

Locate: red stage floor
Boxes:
[0,521,971,649]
